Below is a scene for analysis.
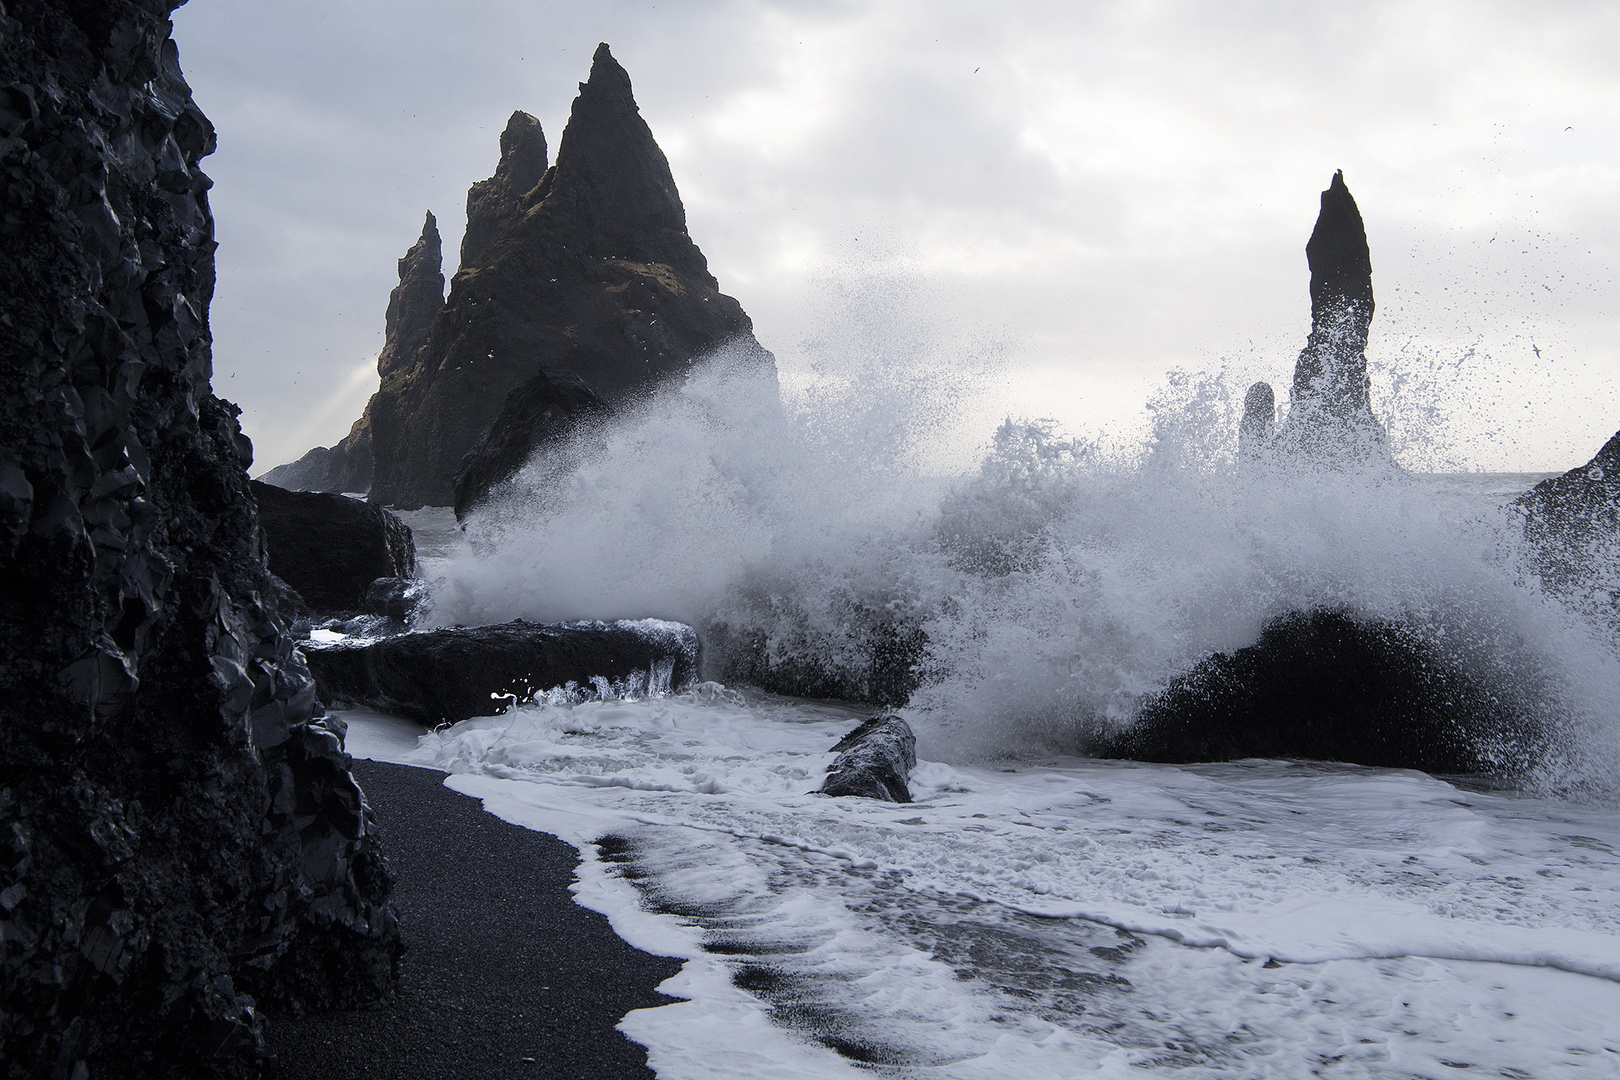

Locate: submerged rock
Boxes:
[818,715,917,802]
[262,212,445,494]
[361,44,775,508]
[302,619,701,724]
[1101,609,1540,774]
[252,481,415,613]
[0,4,399,1075]
[1277,171,1389,459]
[452,364,610,520]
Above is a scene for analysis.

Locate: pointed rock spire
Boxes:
[461,111,549,266]
[547,42,687,247]
[1281,170,1387,457]
[378,210,444,379]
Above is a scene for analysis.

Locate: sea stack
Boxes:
[0,3,400,1075]
[263,212,445,493]
[1278,171,1388,458]
[271,43,775,509]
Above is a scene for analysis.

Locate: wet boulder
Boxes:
[1515,429,1620,614]
[302,618,700,724]
[1099,609,1541,774]
[252,481,415,612]
[819,715,917,802]
[362,576,427,624]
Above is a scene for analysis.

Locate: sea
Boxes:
[347,355,1620,1077]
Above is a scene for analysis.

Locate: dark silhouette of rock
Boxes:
[1239,381,1275,458]
[1278,171,1388,458]
[0,4,400,1076]
[361,576,427,623]
[452,364,610,519]
[263,213,445,494]
[302,619,700,725]
[705,617,925,707]
[818,716,917,802]
[251,481,415,612]
[364,44,774,508]
[1516,429,1620,614]
[1099,609,1541,774]
[460,112,547,268]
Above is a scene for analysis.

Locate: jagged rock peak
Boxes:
[550,41,687,242]
[379,210,444,379]
[461,111,549,266]
[581,41,636,103]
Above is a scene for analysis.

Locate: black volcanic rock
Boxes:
[460,112,548,268]
[1100,609,1540,774]
[262,213,445,495]
[0,4,399,1077]
[366,43,775,508]
[302,619,700,725]
[1278,171,1388,457]
[818,716,916,802]
[1239,381,1275,457]
[452,364,610,519]
[1516,429,1620,612]
[252,481,415,612]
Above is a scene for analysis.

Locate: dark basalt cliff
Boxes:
[262,212,445,494]
[355,43,773,509]
[0,3,399,1076]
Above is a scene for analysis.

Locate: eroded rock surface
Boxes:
[252,481,415,613]
[1278,171,1388,458]
[359,44,774,508]
[0,4,399,1075]
[818,716,917,802]
[1516,429,1620,621]
[451,364,609,519]
[303,619,701,725]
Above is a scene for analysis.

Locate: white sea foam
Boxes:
[344,696,1620,1076]
[421,351,1620,795]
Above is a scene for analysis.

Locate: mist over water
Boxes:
[426,345,1620,799]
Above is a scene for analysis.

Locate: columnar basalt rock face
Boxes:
[364,43,774,509]
[262,212,445,494]
[0,3,400,1076]
[1278,171,1388,457]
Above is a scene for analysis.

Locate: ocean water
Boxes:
[350,354,1620,1075]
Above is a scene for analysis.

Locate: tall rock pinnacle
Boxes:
[380,210,446,378]
[1280,171,1387,457]
[262,211,445,493]
[358,42,773,509]
[460,112,547,267]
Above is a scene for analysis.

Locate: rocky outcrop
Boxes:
[0,4,400,1077]
[818,716,917,802]
[251,481,415,612]
[1516,429,1620,615]
[1101,609,1540,774]
[1277,171,1388,458]
[302,619,700,725]
[451,364,609,519]
[1239,381,1275,458]
[262,213,445,495]
[362,44,774,508]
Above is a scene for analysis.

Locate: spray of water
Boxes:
[425,346,1620,798]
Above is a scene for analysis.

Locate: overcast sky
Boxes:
[171,0,1618,475]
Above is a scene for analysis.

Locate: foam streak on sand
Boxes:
[345,698,1620,1077]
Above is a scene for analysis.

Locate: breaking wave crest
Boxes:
[426,348,1620,798]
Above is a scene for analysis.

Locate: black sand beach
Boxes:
[266,760,684,1079]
